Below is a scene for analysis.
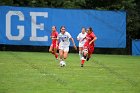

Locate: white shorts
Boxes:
[59,45,69,52]
[79,43,84,48]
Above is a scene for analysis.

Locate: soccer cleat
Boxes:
[81,64,84,67]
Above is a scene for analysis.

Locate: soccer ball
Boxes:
[60,61,66,67]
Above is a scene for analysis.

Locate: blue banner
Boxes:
[132,39,140,56]
[0,6,126,48]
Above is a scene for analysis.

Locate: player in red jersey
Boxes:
[81,27,97,67]
[49,26,59,59]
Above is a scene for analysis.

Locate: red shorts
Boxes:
[88,46,94,54]
[83,45,94,54]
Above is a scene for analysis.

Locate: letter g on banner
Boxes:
[6,11,24,40]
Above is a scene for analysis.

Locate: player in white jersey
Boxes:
[77,27,87,59]
[58,26,77,67]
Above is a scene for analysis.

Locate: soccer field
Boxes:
[0,51,140,93]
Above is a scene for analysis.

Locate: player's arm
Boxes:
[56,34,59,46]
[70,37,77,50]
[77,34,80,41]
[89,36,97,45]
[77,34,83,42]
[55,39,58,47]
[82,37,86,41]
[50,34,53,39]
[67,32,77,50]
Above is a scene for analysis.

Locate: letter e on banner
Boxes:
[30,12,48,41]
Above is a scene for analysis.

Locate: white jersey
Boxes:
[58,31,72,47]
[77,32,87,47]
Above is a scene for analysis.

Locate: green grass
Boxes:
[0,51,140,93]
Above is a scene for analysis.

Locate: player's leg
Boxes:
[87,46,94,61]
[49,44,58,59]
[79,43,83,60]
[64,51,68,60]
[59,49,64,61]
[81,48,88,67]
[63,46,69,63]
[49,44,53,53]
[59,49,67,67]
[87,53,92,61]
[53,46,58,59]
[86,50,92,61]
[79,47,83,60]
[59,45,67,67]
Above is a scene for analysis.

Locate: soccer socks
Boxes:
[81,60,85,64]
[79,51,82,60]
[81,59,85,67]
[86,58,90,61]
[81,57,86,65]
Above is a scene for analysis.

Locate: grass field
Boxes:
[0,51,140,93]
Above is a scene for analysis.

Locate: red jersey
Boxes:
[51,31,58,44]
[84,32,96,47]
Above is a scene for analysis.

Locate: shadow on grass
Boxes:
[93,59,138,87]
